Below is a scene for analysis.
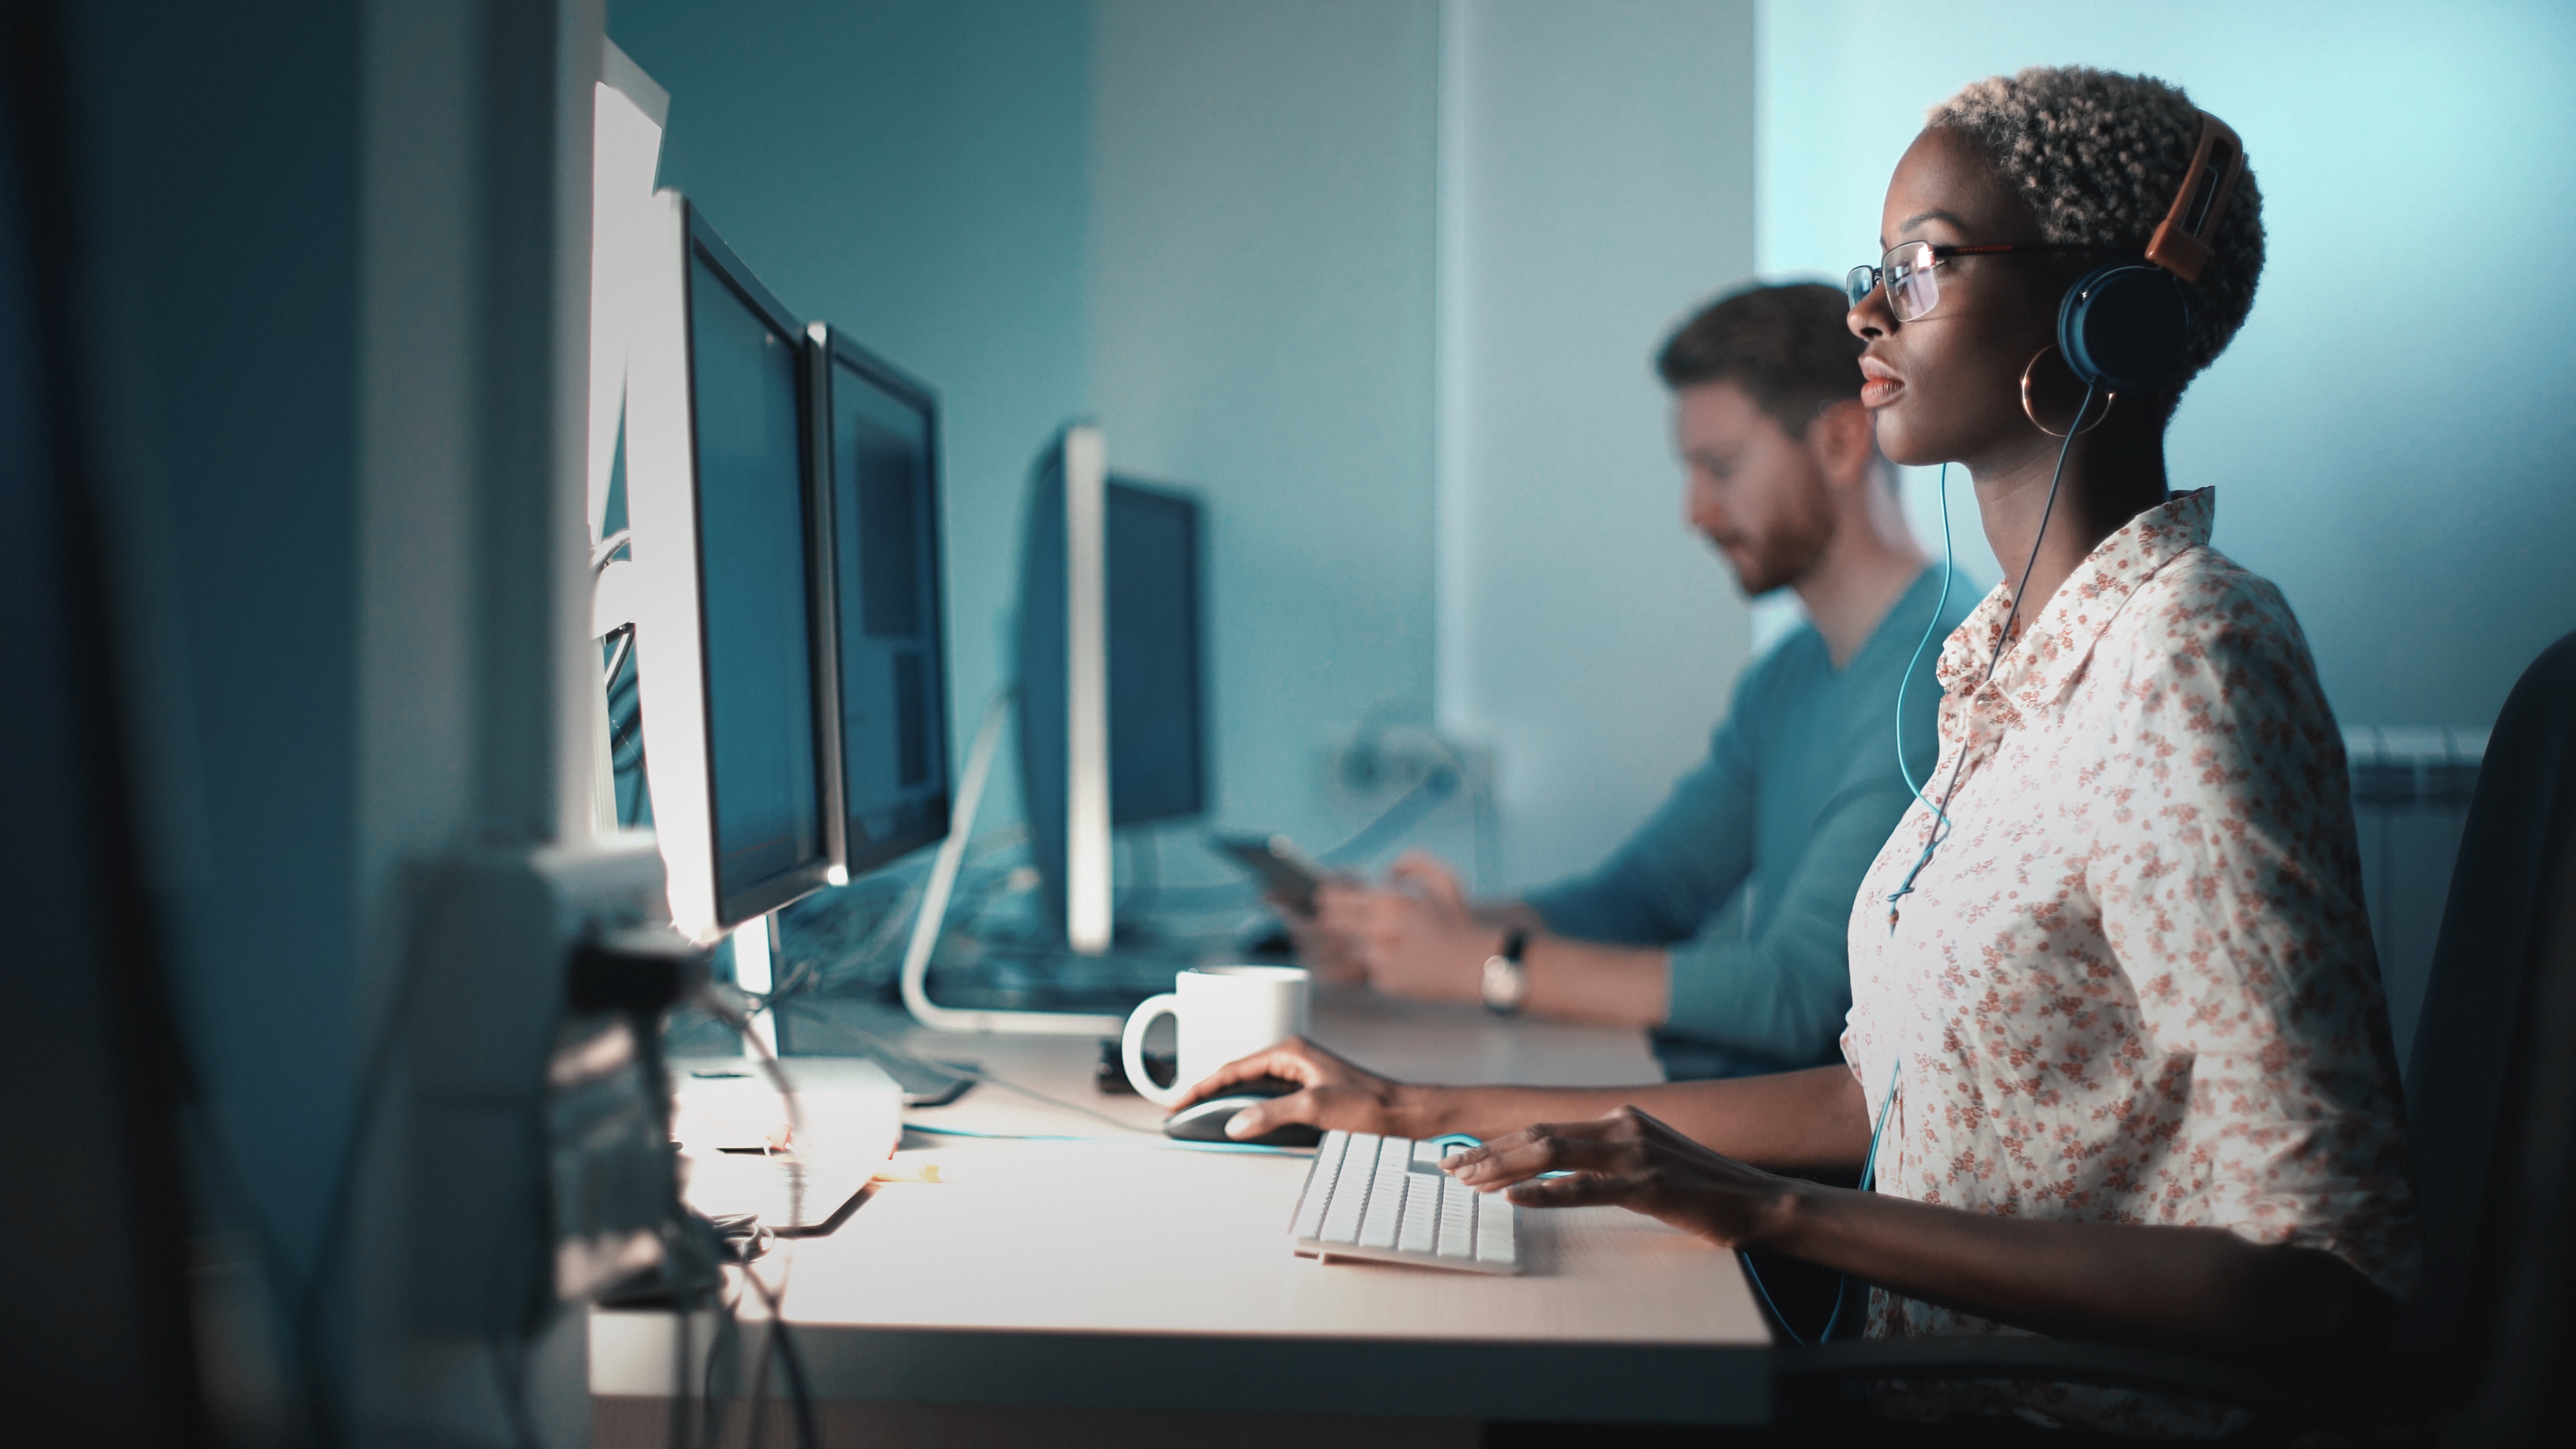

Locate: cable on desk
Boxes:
[900,1122,1312,1155]
[823,1021,1163,1136]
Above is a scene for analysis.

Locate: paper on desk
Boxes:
[872,1150,964,1183]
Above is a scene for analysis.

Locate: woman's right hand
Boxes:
[1437,1105,1803,1249]
[1170,1036,1423,1140]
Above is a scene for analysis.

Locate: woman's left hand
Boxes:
[1439,1105,1805,1249]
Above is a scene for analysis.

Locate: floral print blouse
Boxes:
[1840,489,2418,1432]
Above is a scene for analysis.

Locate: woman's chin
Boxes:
[1869,410,1947,469]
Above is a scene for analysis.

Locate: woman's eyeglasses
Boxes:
[1845,240,2109,322]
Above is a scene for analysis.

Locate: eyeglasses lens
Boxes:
[1843,266,1878,310]
[1885,242,1938,322]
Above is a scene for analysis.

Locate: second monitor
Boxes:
[807,327,954,881]
[1016,425,1208,956]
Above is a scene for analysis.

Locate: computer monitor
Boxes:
[1014,425,1209,953]
[804,326,953,879]
[620,194,837,941]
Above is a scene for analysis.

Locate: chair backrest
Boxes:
[2397,630,2576,1407]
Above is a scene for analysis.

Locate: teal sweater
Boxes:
[1524,567,1971,1075]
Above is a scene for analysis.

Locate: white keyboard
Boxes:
[1288,1129,1520,1275]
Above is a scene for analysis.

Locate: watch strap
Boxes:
[1482,928,1531,1014]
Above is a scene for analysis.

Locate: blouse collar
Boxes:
[1937,487,2216,725]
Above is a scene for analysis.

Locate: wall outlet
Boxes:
[1318,722,1494,808]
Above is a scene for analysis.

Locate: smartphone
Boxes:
[1210,832,1327,915]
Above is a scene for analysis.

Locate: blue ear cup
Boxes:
[2057,263,2190,393]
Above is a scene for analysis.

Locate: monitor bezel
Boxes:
[676,200,838,930]
[804,325,956,880]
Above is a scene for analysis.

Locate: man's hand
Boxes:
[1267,891,1369,986]
[1440,1105,1804,1249]
[1168,1037,1421,1140]
[1315,851,1497,1003]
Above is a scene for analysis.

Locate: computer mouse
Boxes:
[1162,1076,1324,1148]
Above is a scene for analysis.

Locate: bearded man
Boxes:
[1301,283,1974,1078]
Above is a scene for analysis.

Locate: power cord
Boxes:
[690,984,818,1449]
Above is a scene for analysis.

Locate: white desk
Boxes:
[594,991,1771,1442]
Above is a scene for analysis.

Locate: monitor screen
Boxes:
[821,338,951,874]
[1105,480,1205,825]
[688,246,826,909]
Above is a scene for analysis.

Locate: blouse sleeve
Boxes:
[2088,565,2418,1300]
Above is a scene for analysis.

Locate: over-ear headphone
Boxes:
[1900,109,2253,929]
[2032,111,2246,421]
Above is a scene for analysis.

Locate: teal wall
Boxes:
[611,0,1098,832]
[1087,0,1440,872]
[611,0,1454,879]
[1436,0,1758,890]
[606,0,2576,898]
[1758,0,2576,727]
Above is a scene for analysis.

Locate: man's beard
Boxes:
[1722,483,1836,596]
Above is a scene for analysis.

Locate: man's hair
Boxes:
[1925,65,2265,389]
[1655,282,1863,439]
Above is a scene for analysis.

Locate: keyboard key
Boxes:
[1435,1174,1475,1257]
[1356,1136,1411,1249]
[1291,1131,1348,1241]
[1475,1194,1517,1265]
[1318,1133,1379,1245]
[1284,1131,1523,1275]
[1397,1174,1438,1254]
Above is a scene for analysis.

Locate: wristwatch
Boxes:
[1481,928,1530,1015]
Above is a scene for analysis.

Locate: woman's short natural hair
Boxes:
[1926,65,2265,389]
[1655,281,1863,437]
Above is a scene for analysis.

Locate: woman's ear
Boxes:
[1809,398,1879,495]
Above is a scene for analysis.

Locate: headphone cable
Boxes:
[1884,383,2094,931]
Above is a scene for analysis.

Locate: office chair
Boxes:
[1770,630,2576,1444]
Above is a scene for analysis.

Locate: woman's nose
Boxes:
[1848,296,1888,340]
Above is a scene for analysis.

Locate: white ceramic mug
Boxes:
[1120,965,1312,1107]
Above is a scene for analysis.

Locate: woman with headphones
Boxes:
[1183,67,2416,1434]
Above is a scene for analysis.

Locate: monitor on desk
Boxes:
[620,195,837,941]
[805,327,954,879]
[1014,425,1209,955]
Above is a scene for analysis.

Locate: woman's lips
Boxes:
[1859,359,1904,408]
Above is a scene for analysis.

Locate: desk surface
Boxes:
[594,990,1772,1424]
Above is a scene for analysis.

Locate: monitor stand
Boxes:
[897,695,1140,1035]
[921,932,1195,1019]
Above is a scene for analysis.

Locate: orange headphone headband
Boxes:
[2143,110,2245,283]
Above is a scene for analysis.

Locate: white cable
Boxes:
[899,692,1126,1036]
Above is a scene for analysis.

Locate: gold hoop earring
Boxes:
[2020,346,2115,438]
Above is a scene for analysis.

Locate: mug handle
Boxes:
[1121,993,1188,1107]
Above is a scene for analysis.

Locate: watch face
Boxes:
[1482,954,1528,1011]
